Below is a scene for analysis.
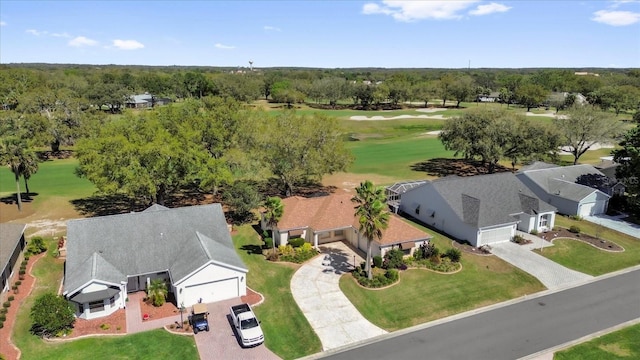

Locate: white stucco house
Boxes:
[63,204,247,320]
[516,163,612,217]
[399,173,556,248]
[261,193,432,258]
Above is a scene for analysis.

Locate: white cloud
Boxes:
[362,0,480,21]
[610,0,640,9]
[264,25,281,32]
[51,32,71,38]
[112,39,145,50]
[68,36,98,47]
[26,29,46,36]
[215,43,235,49]
[0,21,6,27]
[592,10,640,26]
[469,2,511,16]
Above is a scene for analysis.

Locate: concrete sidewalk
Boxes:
[490,242,592,290]
[291,242,387,351]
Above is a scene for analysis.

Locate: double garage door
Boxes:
[478,227,513,247]
[578,201,606,217]
[182,277,239,307]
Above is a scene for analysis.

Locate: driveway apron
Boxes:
[291,243,387,351]
[490,242,592,290]
[585,214,640,239]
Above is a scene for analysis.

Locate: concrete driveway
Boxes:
[490,242,592,290]
[193,297,279,360]
[585,214,640,239]
[291,242,387,351]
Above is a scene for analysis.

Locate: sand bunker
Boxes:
[415,108,447,113]
[558,143,615,155]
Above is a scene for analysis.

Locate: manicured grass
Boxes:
[534,216,640,276]
[0,158,96,199]
[558,148,617,166]
[12,239,198,360]
[346,137,456,180]
[233,225,321,360]
[340,220,545,331]
[554,322,640,360]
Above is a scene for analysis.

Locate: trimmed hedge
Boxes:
[288,238,305,248]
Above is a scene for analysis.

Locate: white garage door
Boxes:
[479,227,513,246]
[579,201,606,217]
[183,277,239,306]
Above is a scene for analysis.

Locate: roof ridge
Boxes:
[195,231,213,260]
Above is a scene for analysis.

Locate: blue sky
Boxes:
[1,0,639,68]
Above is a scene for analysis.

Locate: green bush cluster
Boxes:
[27,236,48,255]
[278,242,318,263]
[373,255,383,268]
[512,235,526,244]
[382,249,405,270]
[444,248,462,263]
[264,238,273,249]
[288,238,305,248]
[413,243,439,260]
[569,225,581,234]
[352,267,398,288]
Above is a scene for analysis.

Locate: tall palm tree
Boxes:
[263,196,284,252]
[147,279,168,307]
[352,180,390,280]
[0,137,36,211]
[19,151,39,196]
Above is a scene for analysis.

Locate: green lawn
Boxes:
[0,158,96,200]
[346,137,456,180]
[555,323,640,360]
[340,220,545,331]
[534,216,640,276]
[11,239,198,360]
[233,225,321,359]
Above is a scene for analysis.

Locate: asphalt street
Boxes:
[321,268,640,360]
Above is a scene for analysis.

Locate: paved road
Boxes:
[319,268,640,360]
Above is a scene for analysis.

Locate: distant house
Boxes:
[1,223,26,293]
[399,173,556,247]
[386,180,427,214]
[594,157,626,196]
[516,163,611,217]
[476,92,501,103]
[126,93,172,109]
[63,204,247,320]
[262,193,432,258]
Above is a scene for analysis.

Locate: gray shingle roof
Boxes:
[517,164,609,202]
[518,161,560,172]
[429,173,556,228]
[64,204,246,295]
[0,223,26,273]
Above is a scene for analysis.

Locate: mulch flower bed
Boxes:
[0,253,47,360]
[66,309,126,338]
[452,240,492,255]
[538,228,624,252]
[140,297,180,320]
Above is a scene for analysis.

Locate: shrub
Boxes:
[278,245,294,256]
[288,238,305,248]
[385,269,399,281]
[30,293,75,337]
[24,255,29,261]
[0,314,6,322]
[414,242,439,260]
[12,285,18,292]
[0,321,3,329]
[266,251,279,261]
[512,235,525,244]
[15,280,21,286]
[299,242,313,253]
[383,249,405,269]
[8,296,14,302]
[147,279,168,307]
[3,302,10,309]
[27,236,48,255]
[569,215,582,221]
[529,229,538,235]
[19,269,26,276]
[569,225,581,234]
[373,255,383,268]
[0,308,7,315]
[264,238,273,249]
[21,260,28,266]
[444,248,462,263]
[100,323,110,330]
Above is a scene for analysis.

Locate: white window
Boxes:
[334,230,344,236]
[89,300,104,313]
[539,215,548,228]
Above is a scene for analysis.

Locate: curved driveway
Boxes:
[291,243,387,351]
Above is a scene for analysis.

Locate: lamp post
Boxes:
[179,302,185,329]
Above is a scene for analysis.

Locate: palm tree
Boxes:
[263,196,284,252]
[147,279,168,307]
[352,180,390,280]
[19,151,39,196]
[0,137,36,211]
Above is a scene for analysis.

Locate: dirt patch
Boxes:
[599,343,631,357]
[322,172,404,191]
[540,227,624,252]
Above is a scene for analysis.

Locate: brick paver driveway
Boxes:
[193,297,279,360]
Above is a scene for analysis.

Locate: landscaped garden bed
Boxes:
[539,227,623,252]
